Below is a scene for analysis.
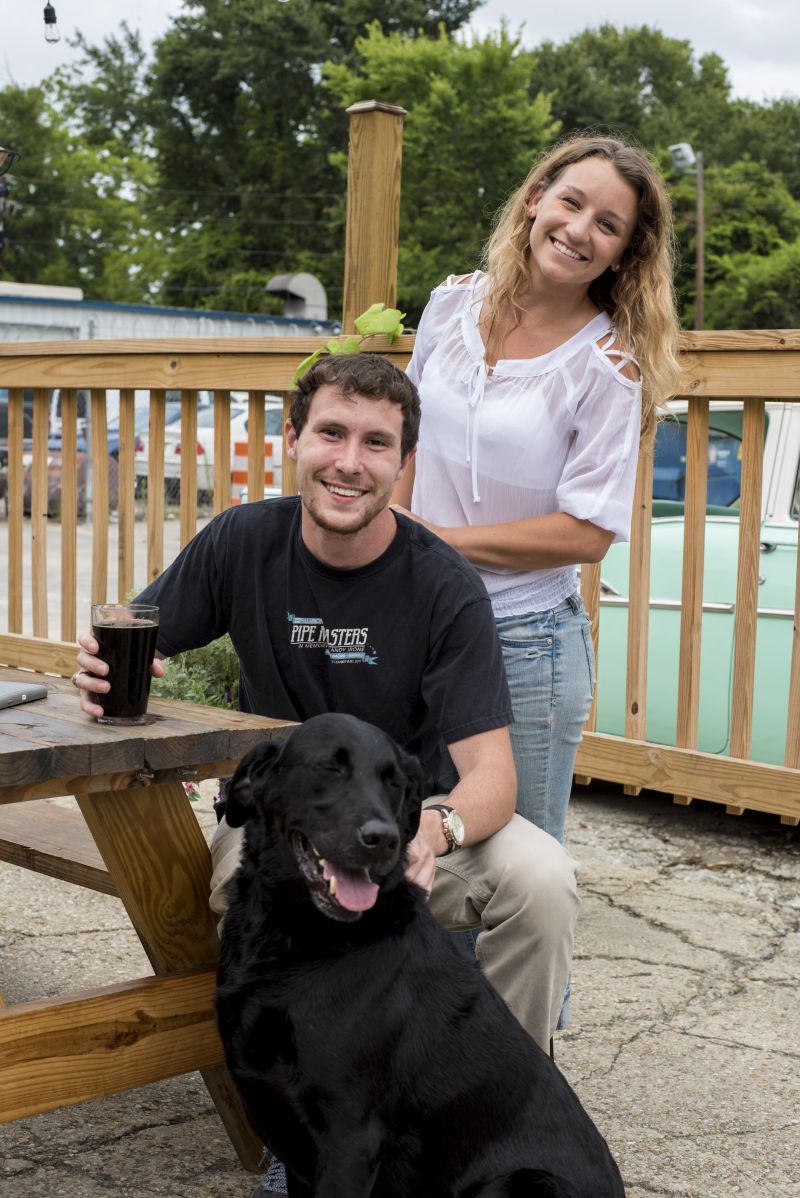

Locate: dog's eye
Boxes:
[317,761,344,775]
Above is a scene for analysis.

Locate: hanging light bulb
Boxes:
[44,3,61,43]
[0,147,20,177]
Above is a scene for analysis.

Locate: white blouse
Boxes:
[406,273,643,615]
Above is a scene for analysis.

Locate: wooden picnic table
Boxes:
[0,669,294,1170]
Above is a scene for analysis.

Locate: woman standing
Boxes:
[394,134,681,847]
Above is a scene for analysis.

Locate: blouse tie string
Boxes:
[463,359,487,503]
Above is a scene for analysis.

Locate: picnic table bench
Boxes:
[0,650,293,1171]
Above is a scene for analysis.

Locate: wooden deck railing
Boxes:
[1,98,798,824]
[577,329,800,824]
[0,335,411,644]
[1,330,799,823]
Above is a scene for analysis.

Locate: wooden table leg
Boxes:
[76,782,262,1171]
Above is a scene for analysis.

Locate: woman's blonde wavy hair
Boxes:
[481,133,682,444]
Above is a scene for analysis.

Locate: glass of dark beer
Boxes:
[90,603,159,725]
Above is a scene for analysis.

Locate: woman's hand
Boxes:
[395,510,613,572]
[390,504,442,538]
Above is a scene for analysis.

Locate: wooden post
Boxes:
[342,101,407,333]
[694,153,704,331]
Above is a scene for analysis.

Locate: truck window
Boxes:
[652,409,767,512]
[0,389,35,441]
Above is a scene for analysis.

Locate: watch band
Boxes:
[427,804,463,854]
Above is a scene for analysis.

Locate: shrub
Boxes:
[150,634,239,708]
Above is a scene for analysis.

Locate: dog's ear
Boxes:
[396,748,434,841]
[225,738,283,827]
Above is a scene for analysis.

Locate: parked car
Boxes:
[19,449,120,518]
[107,402,181,461]
[595,401,800,766]
[209,396,284,499]
[134,399,214,501]
[134,395,283,501]
[0,388,33,514]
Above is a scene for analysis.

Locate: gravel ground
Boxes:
[1,782,798,1198]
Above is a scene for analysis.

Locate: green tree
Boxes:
[8,5,800,332]
[144,0,483,311]
[317,0,483,58]
[0,82,159,298]
[324,25,558,319]
[706,239,800,329]
[670,161,800,326]
[50,23,155,156]
[530,24,733,150]
[714,97,800,198]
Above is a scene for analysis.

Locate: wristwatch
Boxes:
[428,804,465,854]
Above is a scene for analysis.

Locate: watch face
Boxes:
[447,809,465,845]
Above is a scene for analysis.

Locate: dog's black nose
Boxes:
[357,819,399,854]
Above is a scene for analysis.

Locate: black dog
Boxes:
[216,713,625,1198]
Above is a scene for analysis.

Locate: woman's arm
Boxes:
[391,507,613,571]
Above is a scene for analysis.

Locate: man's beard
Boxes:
[302,488,384,537]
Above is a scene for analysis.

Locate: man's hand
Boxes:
[74,631,164,719]
[403,809,447,896]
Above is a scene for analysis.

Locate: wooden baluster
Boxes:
[728,398,765,813]
[248,391,266,504]
[90,391,109,605]
[6,389,25,633]
[674,400,709,807]
[30,388,49,638]
[179,390,198,549]
[117,388,136,601]
[282,392,296,496]
[213,391,231,516]
[782,472,800,826]
[623,446,654,795]
[146,391,166,583]
[59,388,78,640]
[574,560,601,787]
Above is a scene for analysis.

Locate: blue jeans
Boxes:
[495,594,596,846]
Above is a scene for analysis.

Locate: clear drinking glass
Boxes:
[90,603,159,725]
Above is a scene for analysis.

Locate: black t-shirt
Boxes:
[138,497,511,787]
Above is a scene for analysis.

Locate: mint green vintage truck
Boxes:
[595,401,799,765]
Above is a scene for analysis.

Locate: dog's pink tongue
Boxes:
[322,861,379,912]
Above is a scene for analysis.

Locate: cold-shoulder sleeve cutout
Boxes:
[594,331,641,384]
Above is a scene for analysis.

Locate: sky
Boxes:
[1,0,798,103]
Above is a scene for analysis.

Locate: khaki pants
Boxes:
[209,802,579,1054]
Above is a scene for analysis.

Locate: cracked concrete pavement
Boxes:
[1,783,798,1197]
